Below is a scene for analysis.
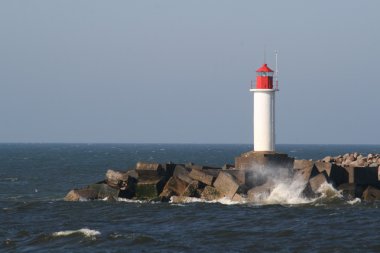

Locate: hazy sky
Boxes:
[0,1,379,144]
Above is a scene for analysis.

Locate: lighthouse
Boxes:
[250,61,278,152]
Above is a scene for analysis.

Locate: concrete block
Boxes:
[308,172,329,193]
[294,165,319,182]
[221,169,246,186]
[162,176,189,196]
[189,169,214,186]
[136,162,164,180]
[161,163,177,179]
[247,181,274,201]
[354,167,380,187]
[135,178,165,200]
[182,180,201,197]
[363,186,380,201]
[293,159,314,170]
[201,186,221,201]
[173,165,193,184]
[235,151,294,170]
[343,166,355,184]
[213,171,240,199]
[105,169,129,188]
[314,162,348,186]
[64,188,98,201]
[338,183,362,199]
[88,183,120,200]
[232,193,245,202]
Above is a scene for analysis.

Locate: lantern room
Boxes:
[256,63,274,89]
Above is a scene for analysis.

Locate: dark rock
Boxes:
[161,163,177,179]
[213,171,239,199]
[189,169,214,186]
[136,162,164,180]
[135,178,166,200]
[201,186,221,201]
[64,188,98,201]
[363,186,380,201]
[354,167,380,187]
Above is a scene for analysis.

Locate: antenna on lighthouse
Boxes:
[275,50,279,91]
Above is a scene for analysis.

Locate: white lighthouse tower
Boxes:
[250,58,279,152]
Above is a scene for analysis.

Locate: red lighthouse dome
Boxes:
[256,63,274,89]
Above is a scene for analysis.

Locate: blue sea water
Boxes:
[1,144,380,252]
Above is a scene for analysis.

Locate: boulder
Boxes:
[135,178,166,200]
[201,186,222,201]
[189,169,214,186]
[213,171,240,199]
[136,162,164,180]
[64,188,98,201]
[363,186,380,201]
[308,172,329,193]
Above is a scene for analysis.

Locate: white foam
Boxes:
[169,196,243,205]
[316,182,343,199]
[347,198,361,205]
[263,178,313,205]
[52,228,101,238]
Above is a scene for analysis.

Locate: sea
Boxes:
[1,143,380,253]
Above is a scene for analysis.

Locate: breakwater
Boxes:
[65,152,380,203]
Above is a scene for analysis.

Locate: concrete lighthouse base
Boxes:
[235,151,294,170]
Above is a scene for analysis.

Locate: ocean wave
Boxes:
[52,228,101,238]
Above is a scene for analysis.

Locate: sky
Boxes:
[0,0,379,144]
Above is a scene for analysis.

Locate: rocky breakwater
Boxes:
[64,152,380,203]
